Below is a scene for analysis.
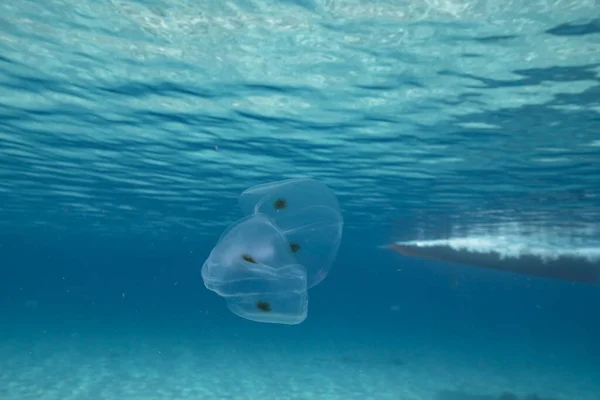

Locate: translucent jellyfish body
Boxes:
[239,178,343,288]
[201,178,343,325]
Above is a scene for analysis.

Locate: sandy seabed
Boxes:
[0,328,597,400]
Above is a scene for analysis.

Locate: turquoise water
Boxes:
[1,1,600,399]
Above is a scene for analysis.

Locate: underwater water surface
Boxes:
[1,1,600,400]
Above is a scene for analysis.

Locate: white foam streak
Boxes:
[397,224,600,262]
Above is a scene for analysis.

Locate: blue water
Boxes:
[1,1,600,400]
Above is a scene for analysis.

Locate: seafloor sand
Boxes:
[0,323,598,400]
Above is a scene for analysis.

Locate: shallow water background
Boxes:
[1,2,599,400]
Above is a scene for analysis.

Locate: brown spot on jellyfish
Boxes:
[256,301,272,312]
[241,254,257,264]
[273,198,287,210]
[290,242,301,253]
